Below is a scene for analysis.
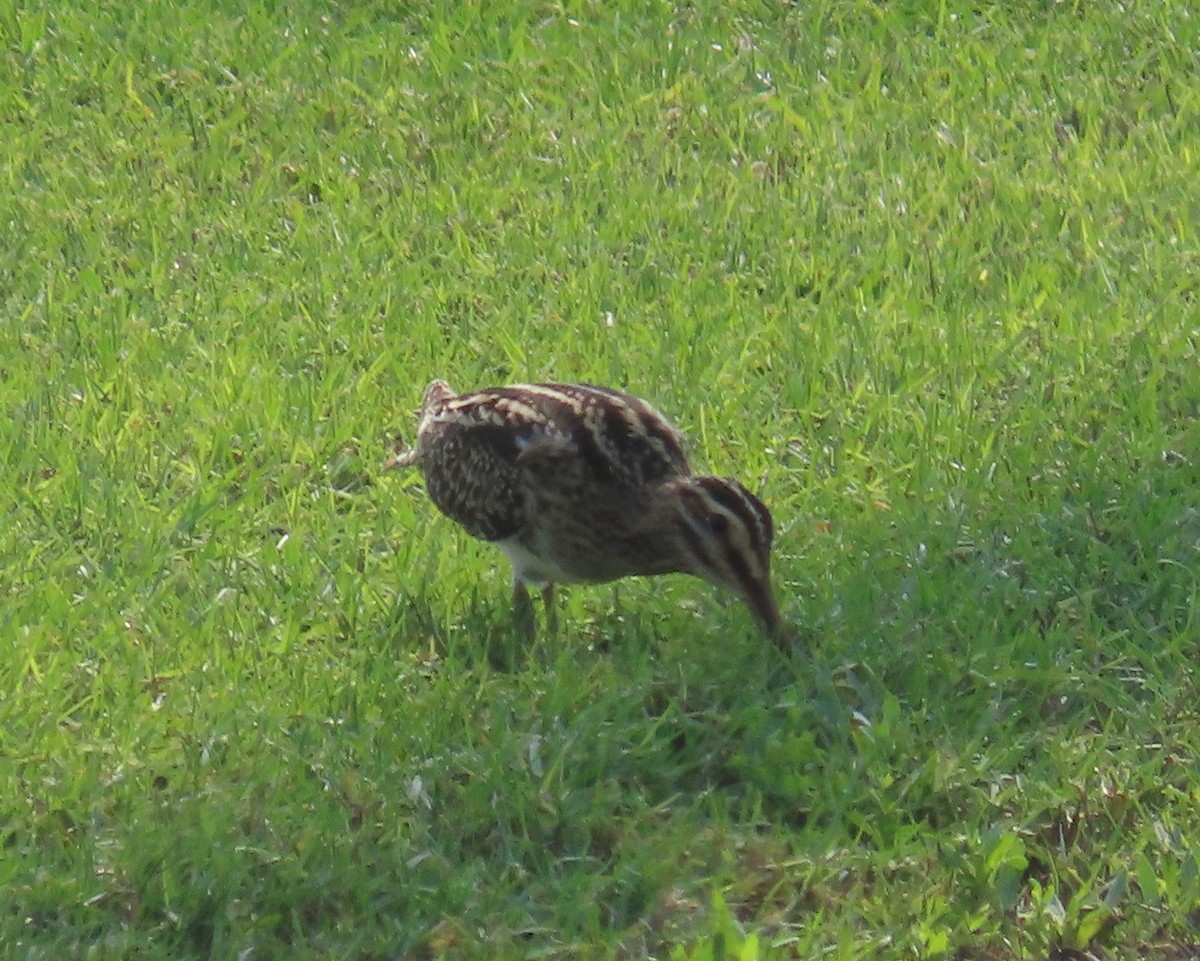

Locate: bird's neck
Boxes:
[621,482,710,578]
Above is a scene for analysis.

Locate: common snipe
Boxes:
[388,380,792,646]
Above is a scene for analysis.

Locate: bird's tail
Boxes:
[385,446,421,470]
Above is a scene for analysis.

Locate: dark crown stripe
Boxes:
[675,482,767,587]
[676,498,718,573]
[693,477,773,555]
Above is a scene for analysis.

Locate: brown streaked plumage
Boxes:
[388,380,793,647]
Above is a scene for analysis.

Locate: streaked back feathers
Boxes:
[389,379,792,645]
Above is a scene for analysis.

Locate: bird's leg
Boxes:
[541,583,558,634]
[512,580,536,638]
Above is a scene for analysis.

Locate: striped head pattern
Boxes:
[666,475,789,642]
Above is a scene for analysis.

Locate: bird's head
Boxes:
[665,475,792,647]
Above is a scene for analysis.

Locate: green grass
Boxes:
[3,0,1198,957]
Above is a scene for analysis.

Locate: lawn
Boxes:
[2,1,1198,957]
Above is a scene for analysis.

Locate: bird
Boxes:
[387,380,793,647]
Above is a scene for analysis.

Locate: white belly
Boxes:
[497,538,580,587]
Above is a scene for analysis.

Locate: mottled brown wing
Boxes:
[504,383,693,488]
[421,418,532,542]
[416,382,693,542]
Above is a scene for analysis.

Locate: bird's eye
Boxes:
[706,512,729,535]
